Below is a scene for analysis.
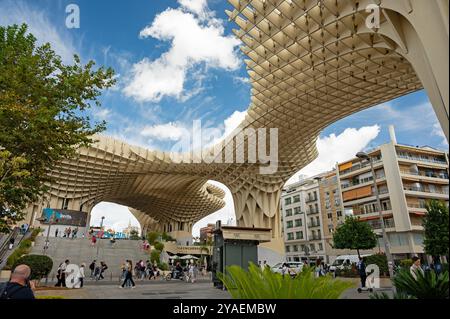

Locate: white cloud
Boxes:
[141,122,189,141]
[93,108,112,121]
[287,125,381,184]
[90,202,141,233]
[0,0,77,64]
[432,122,448,147]
[123,4,241,102]
[178,0,209,19]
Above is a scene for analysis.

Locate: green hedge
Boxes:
[365,254,389,276]
[5,228,42,270]
[400,259,413,269]
[12,254,53,280]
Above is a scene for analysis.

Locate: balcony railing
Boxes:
[307,209,320,215]
[308,221,321,228]
[400,170,449,180]
[366,219,395,229]
[341,175,386,189]
[305,196,318,203]
[404,186,449,195]
[407,203,427,209]
[397,154,447,165]
[340,159,382,175]
[308,235,322,240]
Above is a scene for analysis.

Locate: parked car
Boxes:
[329,254,371,272]
[271,262,304,274]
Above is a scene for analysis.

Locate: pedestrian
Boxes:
[89,260,96,279]
[78,263,86,288]
[263,260,268,270]
[55,228,59,238]
[55,260,70,287]
[72,227,78,239]
[188,262,196,283]
[356,256,367,288]
[410,256,424,280]
[120,260,136,288]
[315,259,324,277]
[0,265,35,299]
[91,235,97,247]
[98,261,108,280]
[8,237,15,250]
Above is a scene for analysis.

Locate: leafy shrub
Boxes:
[393,269,449,299]
[154,242,164,252]
[162,232,175,242]
[12,254,53,280]
[365,254,389,276]
[147,232,160,245]
[400,259,413,269]
[158,262,169,271]
[150,250,161,264]
[442,264,449,273]
[218,263,354,299]
[370,291,415,299]
[335,265,358,278]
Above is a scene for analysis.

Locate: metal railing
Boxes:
[0,227,20,266]
[340,159,382,175]
[403,186,449,194]
[397,154,447,165]
[400,170,449,179]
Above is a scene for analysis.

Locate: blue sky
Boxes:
[1,0,447,235]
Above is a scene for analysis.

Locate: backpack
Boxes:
[0,282,26,300]
[89,263,95,270]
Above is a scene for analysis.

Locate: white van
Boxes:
[329,255,371,272]
[271,261,304,274]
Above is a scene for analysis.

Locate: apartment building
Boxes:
[281,177,327,264]
[336,127,449,260]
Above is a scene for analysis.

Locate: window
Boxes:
[293,245,299,252]
[285,209,293,217]
[318,243,323,251]
[316,216,320,225]
[62,198,70,210]
[294,207,301,215]
[287,233,294,240]
[295,231,303,240]
[285,198,292,205]
[310,244,315,251]
[337,211,342,217]
[286,221,294,229]
[285,245,291,252]
[295,219,302,227]
[327,213,333,219]
[293,195,300,203]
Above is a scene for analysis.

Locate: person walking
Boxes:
[98,261,108,280]
[55,260,69,287]
[91,235,97,247]
[8,237,15,250]
[55,228,59,238]
[89,260,96,279]
[77,263,86,288]
[315,259,324,278]
[410,256,424,280]
[357,256,367,289]
[121,260,136,288]
[0,265,35,299]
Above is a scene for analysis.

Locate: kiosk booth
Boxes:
[212,221,271,289]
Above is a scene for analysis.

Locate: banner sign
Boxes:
[41,208,88,227]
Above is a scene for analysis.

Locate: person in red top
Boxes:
[91,235,97,247]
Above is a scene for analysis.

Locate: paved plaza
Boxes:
[32,277,393,300]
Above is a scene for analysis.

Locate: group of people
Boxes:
[55,227,79,239]
[89,260,108,281]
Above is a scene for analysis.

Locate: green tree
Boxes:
[129,229,140,240]
[332,216,377,258]
[147,231,160,245]
[0,24,115,233]
[423,200,449,258]
[0,149,31,233]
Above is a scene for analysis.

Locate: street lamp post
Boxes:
[356,152,395,283]
[96,216,105,260]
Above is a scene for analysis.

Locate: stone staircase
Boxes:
[30,237,150,279]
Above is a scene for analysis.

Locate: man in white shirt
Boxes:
[410,256,424,280]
